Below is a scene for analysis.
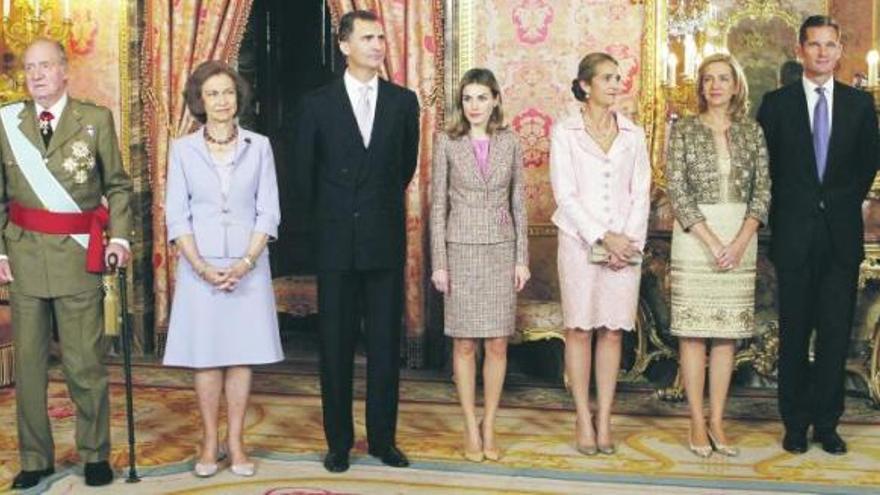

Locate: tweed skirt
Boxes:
[670,203,757,339]
[444,241,516,338]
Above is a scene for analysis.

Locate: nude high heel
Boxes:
[574,417,598,456]
[480,420,502,461]
[463,423,484,463]
[707,428,740,457]
[689,428,713,458]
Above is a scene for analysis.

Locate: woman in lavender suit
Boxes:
[163,61,283,478]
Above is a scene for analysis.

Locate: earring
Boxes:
[584,90,591,99]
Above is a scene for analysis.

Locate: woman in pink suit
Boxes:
[550,52,651,455]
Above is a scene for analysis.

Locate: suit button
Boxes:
[818,200,825,211]
[43,158,48,164]
[353,211,360,218]
[342,168,349,174]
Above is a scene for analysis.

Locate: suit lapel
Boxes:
[789,83,821,185]
[333,79,366,150]
[453,135,486,185]
[232,128,251,166]
[822,81,846,183]
[355,80,392,184]
[483,134,501,183]
[47,100,83,156]
[16,102,46,154]
[367,80,390,151]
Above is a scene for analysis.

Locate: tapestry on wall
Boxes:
[470,0,644,224]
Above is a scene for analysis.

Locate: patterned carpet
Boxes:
[0,364,878,494]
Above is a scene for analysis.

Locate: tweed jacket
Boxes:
[666,115,771,231]
[0,98,132,297]
[430,129,528,271]
[165,127,280,258]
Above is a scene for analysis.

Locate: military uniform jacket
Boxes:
[0,98,133,297]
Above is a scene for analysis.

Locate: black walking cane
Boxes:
[107,253,141,483]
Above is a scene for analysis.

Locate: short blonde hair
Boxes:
[696,53,749,120]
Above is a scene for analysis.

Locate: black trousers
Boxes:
[776,218,858,432]
[317,268,403,452]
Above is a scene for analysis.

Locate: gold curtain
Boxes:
[327,0,445,366]
[142,0,255,349]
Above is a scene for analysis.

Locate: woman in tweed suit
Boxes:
[431,68,530,463]
[666,54,770,457]
[550,53,651,456]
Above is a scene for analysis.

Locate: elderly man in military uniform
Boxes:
[0,38,132,489]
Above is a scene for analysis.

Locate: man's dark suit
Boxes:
[295,76,419,453]
[757,81,879,433]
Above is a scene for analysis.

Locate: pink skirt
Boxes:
[557,231,641,331]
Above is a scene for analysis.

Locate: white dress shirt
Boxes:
[803,76,834,132]
[343,70,378,146]
[35,92,68,131]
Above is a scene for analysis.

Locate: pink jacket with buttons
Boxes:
[549,112,651,249]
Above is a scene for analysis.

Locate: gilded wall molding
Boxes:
[119,0,131,174]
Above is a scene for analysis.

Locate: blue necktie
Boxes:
[813,87,829,182]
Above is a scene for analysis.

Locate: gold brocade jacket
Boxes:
[666,115,771,230]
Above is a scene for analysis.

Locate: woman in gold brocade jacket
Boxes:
[666,53,771,458]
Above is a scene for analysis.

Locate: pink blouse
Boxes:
[471,137,491,179]
[549,112,651,249]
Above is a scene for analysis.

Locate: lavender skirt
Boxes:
[163,251,283,368]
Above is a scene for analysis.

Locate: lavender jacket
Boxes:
[165,127,280,258]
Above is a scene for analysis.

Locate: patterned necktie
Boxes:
[39,110,54,148]
[813,87,829,182]
[355,85,372,147]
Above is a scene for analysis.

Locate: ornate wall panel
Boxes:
[0,0,131,169]
[463,0,646,224]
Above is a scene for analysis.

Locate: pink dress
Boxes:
[549,112,651,331]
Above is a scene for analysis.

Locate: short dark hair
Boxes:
[571,52,618,102]
[183,61,252,124]
[779,60,803,86]
[337,10,379,42]
[799,15,840,45]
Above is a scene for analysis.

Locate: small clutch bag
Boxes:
[589,243,643,265]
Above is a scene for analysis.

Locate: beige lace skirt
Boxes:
[670,203,757,339]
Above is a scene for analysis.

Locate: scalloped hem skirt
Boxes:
[557,230,640,332]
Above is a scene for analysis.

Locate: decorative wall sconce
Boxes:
[0,0,72,102]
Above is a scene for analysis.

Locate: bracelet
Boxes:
[241,255,254,270]
[195,262,209,278]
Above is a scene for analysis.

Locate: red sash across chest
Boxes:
[8,201,109,273]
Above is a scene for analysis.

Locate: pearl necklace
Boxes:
[580,108,617,145]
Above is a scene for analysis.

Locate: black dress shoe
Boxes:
[782,429,808,454]
[323,450,350,473]
[368,445,410,468]
[84,461,114,486]
[813,430,847,455]
[11,468,54,490]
